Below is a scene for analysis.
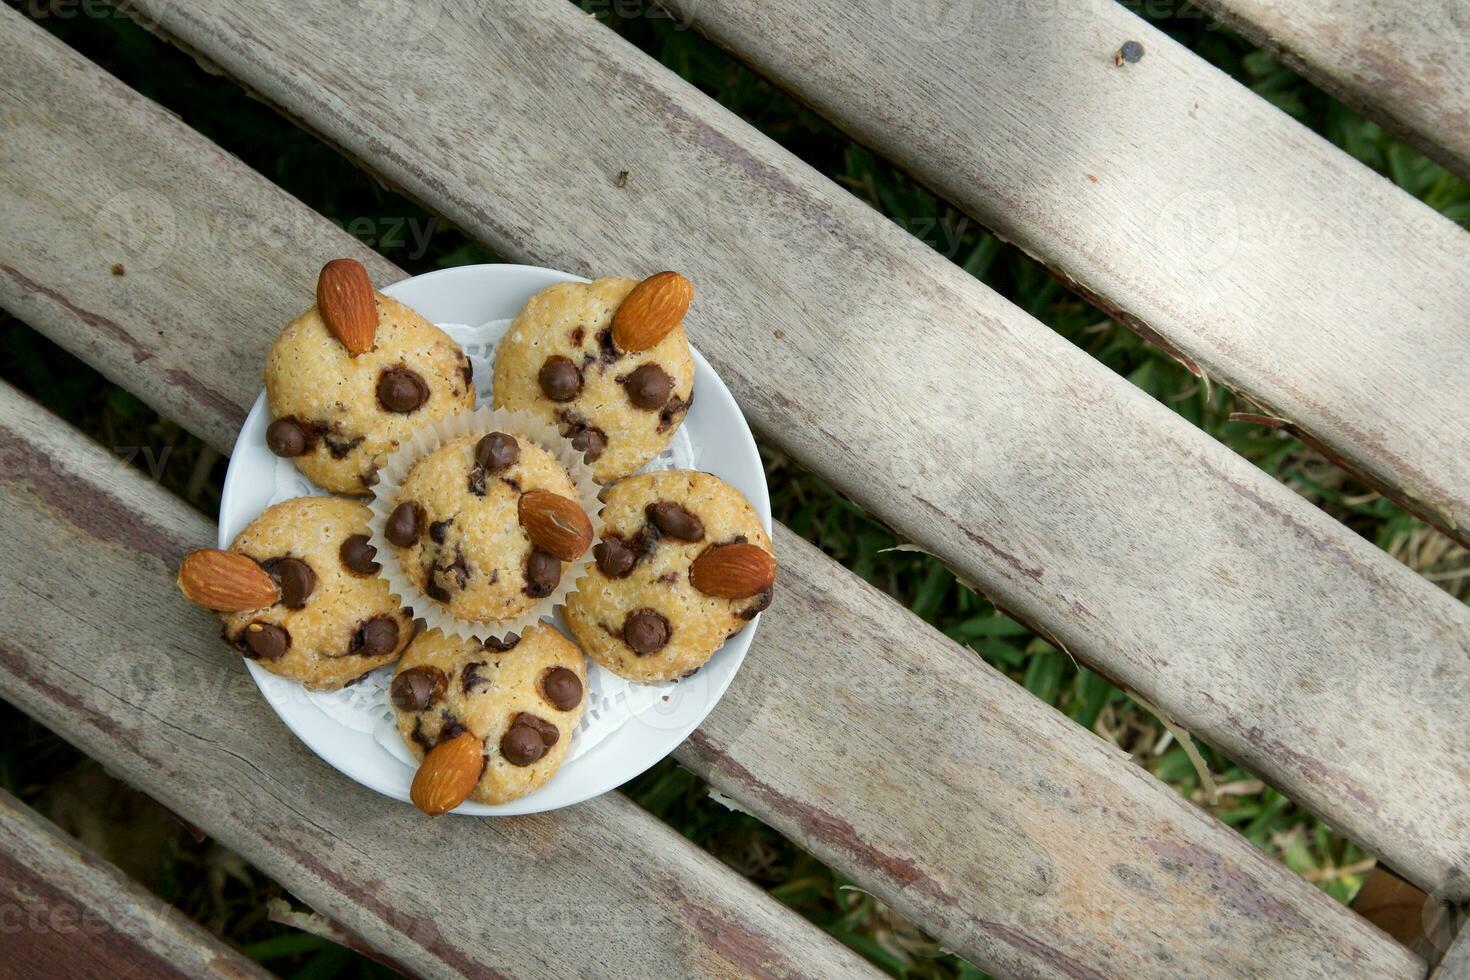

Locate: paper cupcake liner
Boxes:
[365,405,605,643]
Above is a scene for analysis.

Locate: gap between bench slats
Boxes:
[94,0,1470,898]
[659,0,1470,545]
[0,383,875,979]
[0,789,270,980]
[1195,0,1470,182]
[0,17,1430,979]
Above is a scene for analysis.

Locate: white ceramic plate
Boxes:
[218,264,769,814]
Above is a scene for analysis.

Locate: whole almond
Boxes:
[316,258,377,355]
[410,732,485,816]
[177,550,281,611]
[611,271,693,352]
[518,490,594,561]
[690,543,777,599]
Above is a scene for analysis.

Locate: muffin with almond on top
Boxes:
[264,258,475,494]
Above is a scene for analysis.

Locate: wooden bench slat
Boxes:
[0,789,271,980]
[0,386,876,979]
[0,19,1426,978]
[1436,926,1470,979]
[1197,0,1470,181]
[1,388,1415,980]
[660,0,1470,546]
[95,0,1470,898]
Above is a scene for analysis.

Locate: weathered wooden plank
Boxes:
[1436,925,1470,979]
[0,21,1426,978]
[0,789,270,980]
[1196,0,1470,182]
[2,391,1417,980]
[697,527,1426,979]
[0,384,875,978]
[95,0,1470,897]
[659,0,1470,545]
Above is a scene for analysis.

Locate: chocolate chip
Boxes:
[322,432,364,459]
[538,355,583,401]
[739,585,774,620]
[267,557,316,609]
[242,622,289,661]
[410,716,433,751]
[623,608,670,655]
[461,660,490,694]
[266,417,308,457]
[657,392,691,433]
[594,536,636,578]
[596,327,620,364]
[500,711,560,766]
[467,467,487,496]
[632,524,662,559]
[622,364,674,410]
[430,547,469,591]
[524,549,561,598]
[390,665,446,711]
[570,327,586,346]
[340,535,380,575]
[377,366,429,413]
[570,425,606,462]
[355,616,400,656]
[474,432,519,473]
[647,502,704,541]
[459,353,474,391]
[386,502,423,547]
[542,667,583,710]
[526,713,559,747]
[484,632,520,652]
[500,719,546,766]
[429,519,452,544]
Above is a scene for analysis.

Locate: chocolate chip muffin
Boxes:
[264,259,475,494]
[180,496,413,690]
[565,470,775,683]
[385,431,591,625]
[491,274,695,483]
[391,624,587,807]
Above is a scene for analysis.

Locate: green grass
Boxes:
[2,1,1466,977]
